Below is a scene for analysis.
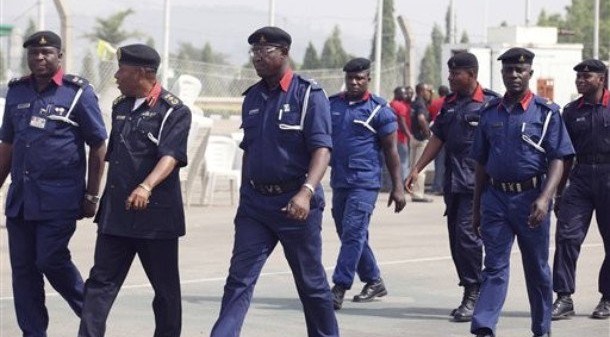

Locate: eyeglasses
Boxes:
[248,46,280,57]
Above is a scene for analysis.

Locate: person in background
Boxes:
[0,30,107,337]
[409,82,433,202]
[329,58,406,310]
[429,85,450,195]
[390,85,413,181]
[551,59,610,321]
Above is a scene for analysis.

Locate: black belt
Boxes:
[577,153,610,164]
[249,177,305,196]
[489,176,542,193]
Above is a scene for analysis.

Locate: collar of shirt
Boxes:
[500,90,533,112]
[577,88,610,108]
[279,69,294,92]
[145,82,162,107]
[29,67,64,86]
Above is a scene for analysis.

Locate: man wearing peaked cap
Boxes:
[210,26,338,337]
[469,45,574,337]
[551,58,610,321]
[406,51,500,323]
[1,30,108,336]
[78,42,191,337]
[327,58,405,310]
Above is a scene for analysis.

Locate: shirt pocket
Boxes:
[38,178,81,211]
[278,110,303,140]
[240,115,260,149]
[133,113,162,151]
[521,120,544,153]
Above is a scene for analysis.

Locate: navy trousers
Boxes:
[210,187,338,337]
[553,164,610,298]
[78,234,181,337]
[445,193,482,288]
[331,188,380,289]
[471,187,552,337]
[6,216,84,337]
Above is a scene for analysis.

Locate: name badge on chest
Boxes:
[30,116,46,129]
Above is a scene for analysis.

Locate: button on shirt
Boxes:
[431,85,499,193]
[563,89,610,156]
[239,70,332,185]
[329,92,397,189]
[471,91,574,182]
[0,71,108,220]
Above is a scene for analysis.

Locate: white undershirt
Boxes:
[132,97,146,111]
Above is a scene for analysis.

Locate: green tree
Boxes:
[84,9,141,45]
[302,42,320,70]
[21,18,37,74]
[537,0,610,59]
[444,3,452,43]
[369,0,396,67]
[460,31,470,43]
[418,24,444,87]
[201,42,227,64]
[320,26,349,68]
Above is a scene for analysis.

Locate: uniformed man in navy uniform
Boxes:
[0,30,107,337]
[78,44,191,337]
[405,52,499,322]
[328,58,406,310]
[210,26,339,337]
[469,47,574,337]
[551,59,610,320]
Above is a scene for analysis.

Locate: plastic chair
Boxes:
[202,135,240,205]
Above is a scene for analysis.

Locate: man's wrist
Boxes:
[84,193,100,204]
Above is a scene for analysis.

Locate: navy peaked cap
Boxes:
[573,59,607,73]
[448,52,478,69]
[248,26,292,47]
[23,31,61,49]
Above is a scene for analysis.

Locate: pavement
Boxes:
[1,186,609,337]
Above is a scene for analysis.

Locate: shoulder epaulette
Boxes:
[299,77,322,90]
[328,92,342,99]
[481,97,501,111]
[370,94,388,106]
[482,88,501,98]
[63,74,89,88]
[8,76,29,87]
[242,83,257,96]
[534,95,560,111]
[112,95,127,107]
[160,92,182,107]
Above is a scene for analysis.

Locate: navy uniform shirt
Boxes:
[562,89,610,157]
[410,96,430,141]
[329,91,397,189]
[471,91,574,182]
[431,84,499,193]
[95,86,191,239]
[240,70,332,185]
[0,70,107,220]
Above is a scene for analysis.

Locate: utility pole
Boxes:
[525,0,531,26]
[397,16,414,87]
[52,0,71,72]
[450,0,456,43]
[162,0,170,87]
[38,0,45,30]
[269,0,275,26]
[373,0,383,95]
[593,0,599,59]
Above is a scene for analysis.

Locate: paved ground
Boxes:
[1,187,609,337]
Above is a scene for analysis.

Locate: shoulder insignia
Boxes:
[63,74,89,87]
[534,95,560,111]
[300,77,322,90]
[370,94,388,106]
[481,97,501,110]
[112,95,127,107]
[482,88,501,98]
[161,93,182,107]
[8,76,29,87]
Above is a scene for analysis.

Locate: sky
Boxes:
[0,0,573,67]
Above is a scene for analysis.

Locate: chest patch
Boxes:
[17,103,30,109]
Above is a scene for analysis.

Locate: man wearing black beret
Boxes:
[210,26,339,337]
[0,30,107,336]
[327,57,406,310]
[406,52,500,322]
[469,47,574,337]
[78,43,192,337]
[552,59,610,320]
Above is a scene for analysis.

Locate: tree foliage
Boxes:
[460,31,470,43]
[418,24,444,87]
[302,42,320,70]
[175,42,226,64]
[369,0,396,67]
[21,18,37,74]
[538,0,610,59]
[84,9,142,45]
[320,26,349,69]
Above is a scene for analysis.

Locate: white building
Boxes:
[441,26,583,107]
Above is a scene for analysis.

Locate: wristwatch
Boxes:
[84,193,100,204]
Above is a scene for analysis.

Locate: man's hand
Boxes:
[126,185,151,211]
[388,187,406,213]
[404,169,419,194]
[528,196,550,228]
[473,207,481,238]
[282,189,312,221]
[81,199,97,218]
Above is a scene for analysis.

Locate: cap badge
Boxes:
[451,61,456,68]
[584,65,589,71]
[518,54,525,62]
[259,35,267,43]
[39,36,47,45]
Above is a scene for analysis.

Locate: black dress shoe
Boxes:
[331,285,346,310]
[453,286,479,322]
[473,327,494,337]
[551,294,575,320]
[353,279,387,302]
[411,197,433,203]
[591,298,610,319]
[532,333,550,337]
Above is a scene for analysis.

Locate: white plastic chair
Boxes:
[203,135,241,205]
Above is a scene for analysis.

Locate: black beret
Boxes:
[117,44,161,70]
[448,52,478,69]
[23,30,61,49]
[573,59,607,73]
[497,47,535,64]
[343,58,371,72]
[248,26,292,47]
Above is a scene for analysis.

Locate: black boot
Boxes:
[453,285,479,322]
[551,294,575,320]
[331,285,346,310]
[352,278,387,302]
[591,298,610,319]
